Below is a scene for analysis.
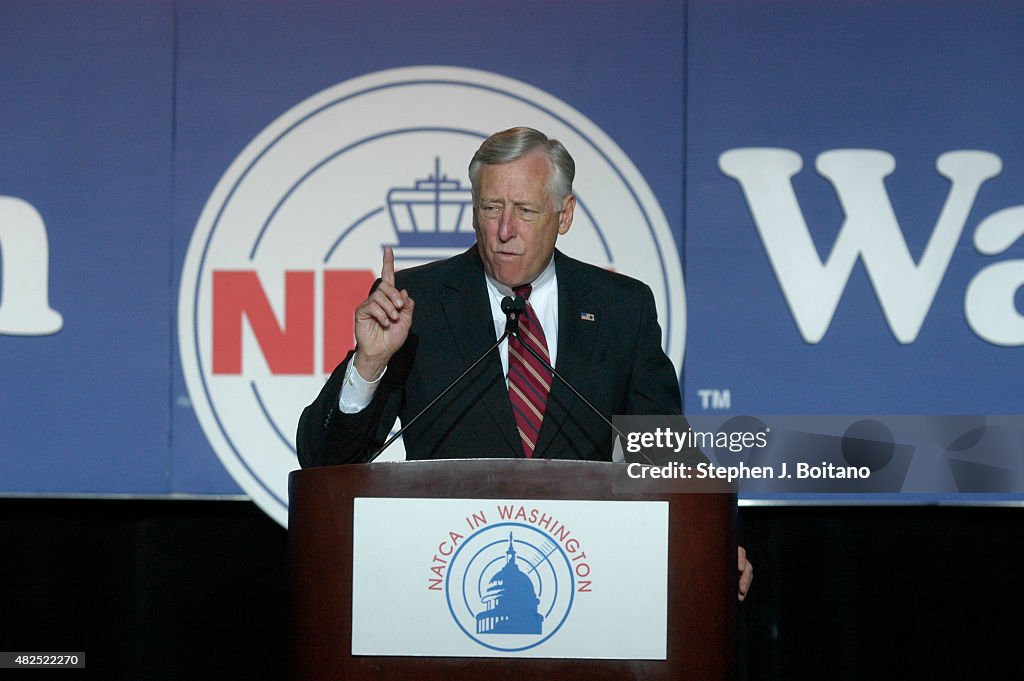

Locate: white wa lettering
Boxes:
[718,149,1002,344]
[0,196,63,336]
[965,205,1024,345]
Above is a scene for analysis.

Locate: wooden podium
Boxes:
[288,459,737,680]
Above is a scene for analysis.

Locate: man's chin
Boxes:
[488,259,529,287]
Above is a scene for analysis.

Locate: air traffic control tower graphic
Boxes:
[386,157,476,265]
[475,533,544,635]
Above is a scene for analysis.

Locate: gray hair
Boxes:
[468,127,575,210]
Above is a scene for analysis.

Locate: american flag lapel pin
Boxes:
[579,311,596,322]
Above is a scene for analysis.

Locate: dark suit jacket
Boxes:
[296,247,687,466]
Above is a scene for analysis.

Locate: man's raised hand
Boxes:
[352,247,414,380]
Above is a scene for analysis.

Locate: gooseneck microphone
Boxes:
[366,295,524,463]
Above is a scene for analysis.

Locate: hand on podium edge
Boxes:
[738,546,753,602]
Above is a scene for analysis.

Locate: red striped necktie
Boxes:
[508,284,552,458]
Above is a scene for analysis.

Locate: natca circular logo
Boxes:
[178,66,686,527]
[445,522,575,652]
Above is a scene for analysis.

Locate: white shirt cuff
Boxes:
[338,361,386,413]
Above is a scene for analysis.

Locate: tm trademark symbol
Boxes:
[697,389,731,410]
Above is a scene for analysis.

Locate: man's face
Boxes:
[474,151,575,288]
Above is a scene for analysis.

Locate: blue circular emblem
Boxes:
[445,522,575,652]
[180,66,685,528]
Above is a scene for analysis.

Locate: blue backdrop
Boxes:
[1,1,1020,506]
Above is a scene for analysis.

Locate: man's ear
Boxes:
[558,194,575,235]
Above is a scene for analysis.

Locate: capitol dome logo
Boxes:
[446,522,575,652]
[178,66,686,526]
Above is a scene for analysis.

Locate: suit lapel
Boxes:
[438,248,523,457]
[533,252,600,459]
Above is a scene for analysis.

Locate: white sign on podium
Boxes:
[352,497,669,659]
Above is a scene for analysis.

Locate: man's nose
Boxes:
[497,209,516,241]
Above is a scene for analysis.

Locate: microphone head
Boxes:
[501,295,526,316]
[501,295,525,337]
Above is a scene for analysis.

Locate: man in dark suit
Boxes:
[296,127,752,599]
[297,244,680,464]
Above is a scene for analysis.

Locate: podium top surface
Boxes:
[289,458,736,501]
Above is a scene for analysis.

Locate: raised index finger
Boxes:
[381,246,396,286]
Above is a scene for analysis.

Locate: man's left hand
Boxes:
[738,546,753,602]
